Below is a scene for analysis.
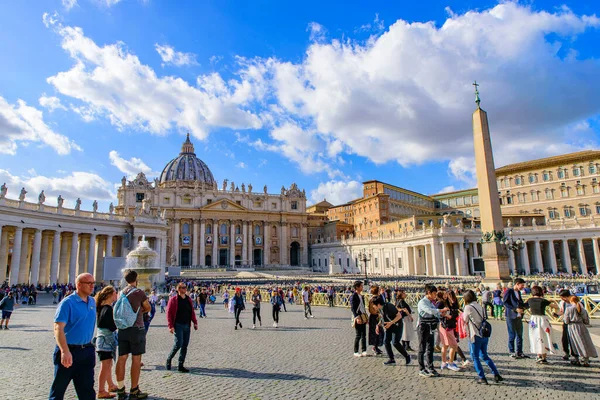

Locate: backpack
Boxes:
[467,304,492,338]
[113,288,140,330]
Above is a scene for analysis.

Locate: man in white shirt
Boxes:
[302,286,314,319]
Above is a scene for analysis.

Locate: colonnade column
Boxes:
[469,243,476,274]
[212,220,218,266]
[69,233,79,283]
[521,242,531,275]
[508,249,516,274]
[106,235,113,258]
[58,234,69,283]
[459,243,468,276]
[229,221,235,266]
[38,232,50,285]
[0,227,8,282]
[452,243,461,276]
[440,242,447,275]
[199,219,206,266]
[173,220,180,266]
[423,244,430,276]
[241,222,247,265]
[192,219,199,266]
[577,238,588,275]
[593,238,600,274]
[87,234,96,275]
[534,240,544,273]
[547,240,558,274]
[301,224,308,266]
[29,229,42,285]
[78,236,87,275]
[406,247,414,275]
[412,246,419,276]
[95,236,105,280]
[18,231,31,284]
[280,222,287,265]
[49,231,60,284]
[561,240,572,274]
[263,223,270,266]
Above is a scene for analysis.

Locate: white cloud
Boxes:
[62,0,78,11]
[46,22,262,139]
[0,95,80,155]
[310,180,362,205]
[236,162,247,169]
[39,94,67,111]
[155,44,198,67]
[0,169,114,206]
[104,0,122,6]
[307,22,327,42]
[437,185,457,194]
[109,150,155,178]
[448,156,477,187]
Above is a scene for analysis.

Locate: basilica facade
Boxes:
[116,134,309,268]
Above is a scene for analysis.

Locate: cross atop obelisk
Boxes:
[471,82,510,283]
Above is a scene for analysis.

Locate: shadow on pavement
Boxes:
[0,346,31,351]
[187,367,328,381]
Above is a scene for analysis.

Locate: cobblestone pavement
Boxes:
[1,294,599,400]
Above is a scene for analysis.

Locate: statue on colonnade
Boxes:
[19,187,27,201]
[0,183,7,199]
[38,190,46,205]
[57,195,64,208]
[75,198,82,210]
[92,200,98,213]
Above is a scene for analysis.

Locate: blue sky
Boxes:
[0,0,599,210]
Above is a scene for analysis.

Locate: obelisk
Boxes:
[472,82,510,283]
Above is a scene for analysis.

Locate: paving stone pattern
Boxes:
[0,294,599,400]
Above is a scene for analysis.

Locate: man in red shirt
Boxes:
[166,283,198,373]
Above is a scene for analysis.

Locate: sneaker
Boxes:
[405,355,412,365]
[361,351,367,357]
[406,347,415,352]
[447,363,462,372]
[509,353,517,359]
[252,324,256,329]
[239,323,243,329]
[493,374,504,383]
[116,388,127,400]
[513,354,523,360]
[440,362,448,370]
[304,317,308,320]
[562,355,570,361]
[434,346,441,353]
[383,359,396,366]
[571,360,582,366]
[476,377,489,385]
[535,357,543,364]
[540,359,548,364]
[234,326,237,330]
[129,387,148,399]
[273,322,277,327]
[419,369,432,377]
[519,354,530,359]
[275,323,278,328]
[165,359,172,371]
[462,360,471,368]
[310,315,314,318]
[429,369,440,377]
[354,352,361,357]
[178,365,190,373]
[3,327,8,330]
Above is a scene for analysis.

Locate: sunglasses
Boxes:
[80,281,95,285]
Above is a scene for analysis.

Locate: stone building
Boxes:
[116,134,309,268]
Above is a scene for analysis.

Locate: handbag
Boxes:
[467,305,492,338]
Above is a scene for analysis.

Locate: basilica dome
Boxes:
[159,133,216,185]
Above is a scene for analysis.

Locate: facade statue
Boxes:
[442,214,450,227]
[302,189,306,198]
[263,185,267,194]
[38,190,46,204]
[75,198,82,211]
[222,179,228,191]
[57,195,64,208]
[241,183,245,193]
[92,200,98,213]
[457,219,463,229]
[532,218,537,226]
[121,176,127,187]
[109,202,114,214]
[142,197,151,214]
[170,253,177,266]
[519,218,524,227]
[154,177,160,187]
[160,208,167,220]
[281,186,285,195]
[230,182,235,192]
[19,187,27,202]
[248,184,252,193]
[0,183,7,199]
[507,218,512,227]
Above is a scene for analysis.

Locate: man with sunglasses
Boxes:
[49,273,97,400]
[166,283,198,372]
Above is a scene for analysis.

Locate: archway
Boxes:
[219,249,228,266]
[235,255,241,266]
[253,249,263,266]
[180,249,190,266]
[205,255,212,267]
[290,241,300,266]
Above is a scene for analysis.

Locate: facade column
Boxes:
[106,235,113,258]
[49,231,60,284]
[229,221,235,266]
[87,234,96,274]
[59,234,70,284]
[69,233,79,284]
[241,221,247,265]
[159,237,167,282]
[413,246,420,276]
[533,240,544,273]
[199,219,206,266]
[173,219,180,266]
[459,242,468,276]
[192,219,199,266]
[469,243,476,275]
[521,242,531,275]
[577,238,588,275]
[212,220,218,266]
[78,236,88,275]
[0,227,8,283]
[406,247,414,275]
[453,243,462,276]
[95,236,105,280]
[263,223,270,266]
[547,240,558,274]
[18,231,31,284]
[301,224,308,266]
[424,244,431,276]
[440,242,448,275]
[29,229,42,285]
[248,221,254,265]
[561,240,572,274]
[508,249,516,274]
[592,238,600,274]
[9,228,23,285]
[281,222,288,265]
[38,232,50,285]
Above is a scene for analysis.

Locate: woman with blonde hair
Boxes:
[564,295,597,367]
[526,285,558,364]
[95,286,118,398]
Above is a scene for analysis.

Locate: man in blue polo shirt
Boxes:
[49,273,97,400]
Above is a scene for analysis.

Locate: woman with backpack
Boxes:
[462,290,503,385]
[232,287,245,330]
[271,290,283,328]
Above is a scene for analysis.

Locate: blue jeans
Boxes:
[469,336,499,379]
[49,345,96,400]
[506,317,523,354]
[199,303,206,317]
[167,323,191,365]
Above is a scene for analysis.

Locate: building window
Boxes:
[236,200,242,206]
[573,167,581,177]
[517,193,523,203]
[374,258,379,268]
[561,187,568,198]
[136,193,144,202]
[183,197,191,205]
[206,225,212,234]
[318,259,321,267]
[291,201,298,210]
[594,185,600,194]
[206,199,212,204]
[545,190,553,200]
[235,225,241,234]
[564,208,572,218]
[549,210,558,219]
[220,224,227,235]
[182,223,190,234]
[528,174,535,184]
[464,196,471,205]
[515,176,522,185]
[291,227,298,237]
[557,169,565,179]
[163,197,170,204]
[385,258,390,268]
[254,225,261,235]
[577,186,585,196]
[506,196,513,204]
[590,164,597,174]
[580,207,587,216]
[596,205,600,214]
[271,202,277,210]
[543,172,550,181]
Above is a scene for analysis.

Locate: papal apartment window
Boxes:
[506,197,512,204]
[543,172,550,181]
[594,185,600,194]
[590,164,597,174]
[577,186,585,196]
[545,190,553,200]
[206,199,212,204]
[549,210,557,219]
[515,176,522,185]
[580,207,587,216]
[528,174,535,184]
[558,169,565,179]
[291,201,298,210]
[564,208,572,218]
[136,193,144,202]
[573,168,581,177]
[596,205,600,214]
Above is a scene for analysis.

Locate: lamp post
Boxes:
[506,229,525,275]
[358,249,371,284]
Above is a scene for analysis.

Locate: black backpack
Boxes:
[467,305,492,338]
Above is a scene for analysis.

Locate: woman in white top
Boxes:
[461,290,504,385]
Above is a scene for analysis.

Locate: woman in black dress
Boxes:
[95,286,118,398]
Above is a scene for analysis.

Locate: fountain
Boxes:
[123,235,161,291]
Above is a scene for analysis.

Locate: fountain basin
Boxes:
[124,236,160,291]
